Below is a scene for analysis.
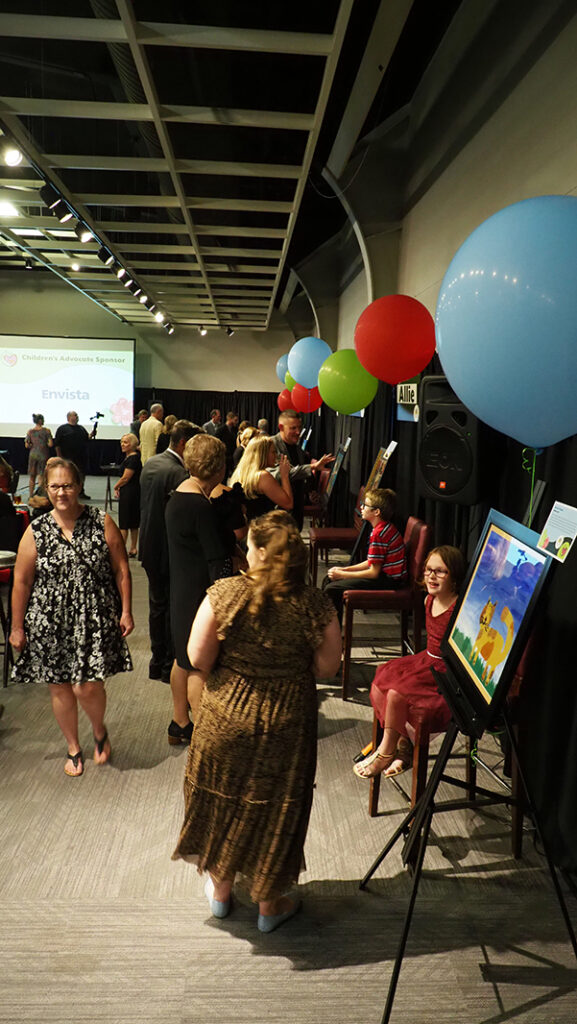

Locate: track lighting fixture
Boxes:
[71,261,81,272]
[226,327,235,337]
[116,265,127,279]
[199,326,207,336]
[40,183,60,210]
[2,143,23,167]
[165,323,174,335]
[25,258,33,270]
[74,221,93,243]
[147,302,156,313]
[154,310,165,323]
[123,275,133,288]
[97,246,114,266]
[131,283,142,297]
[54,199,73,223]
[139,293,148,304]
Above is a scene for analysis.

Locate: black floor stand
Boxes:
[359,713,577,1024]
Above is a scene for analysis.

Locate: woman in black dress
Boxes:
[165,434,234,745]
[230,435,292,522]
[114,433,142,556]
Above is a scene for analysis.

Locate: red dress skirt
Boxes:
[370,595,455,735]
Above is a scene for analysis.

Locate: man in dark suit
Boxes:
[215,410,239,477]
[139,419,200,682]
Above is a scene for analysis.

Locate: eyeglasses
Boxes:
[423,567,448,578]
[47,483,77,493]
[360,502,379,510]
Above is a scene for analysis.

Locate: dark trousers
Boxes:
[321,574,404,623]
[145,567,173,676]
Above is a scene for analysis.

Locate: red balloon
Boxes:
[354,295,436,385]
[277,388,294,411]
[291,383,323,414]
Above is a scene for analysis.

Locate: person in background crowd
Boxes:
[139,403,164,464]
[202,409,221,436]
[130,409,149,438]
[230,435,292,522]
[216,411,239,477]
[54,411,93,499]
[232,426,259,470]
[0,454,15,494]
[156,414,177,454]
[257,418,269,433]
[25,413,54,499]
[9,457,133,777]
[270,411,334,530]
[139,420,201,684]
[114,433,142,557]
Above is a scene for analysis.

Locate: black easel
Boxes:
[360,711,577,1024]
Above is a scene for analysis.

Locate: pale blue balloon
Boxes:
[435,195,577,448]
[287,336,332,389]
[276,353,289,386]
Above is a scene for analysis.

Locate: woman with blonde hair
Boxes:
[230,435,292,521]
[172,510,341,932]
[114,432,141,556]
[156,413,177,454]
[232,425,259,470]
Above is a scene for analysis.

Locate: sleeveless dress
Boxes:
[370,594,456,733]
[172,574,335,902]
[12,507,133,685]
[26,427,52,473]
[117,452,142,529]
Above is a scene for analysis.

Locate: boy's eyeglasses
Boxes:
[423,567,448,578]
[360,502,379,510]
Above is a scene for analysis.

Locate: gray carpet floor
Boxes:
[1,478,576,1023]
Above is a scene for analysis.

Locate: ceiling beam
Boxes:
[46,154,302,179]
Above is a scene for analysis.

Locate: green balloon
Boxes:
[285,371,297,390]
[318,349,378,414]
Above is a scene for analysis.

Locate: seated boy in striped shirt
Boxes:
[322,488,407,621]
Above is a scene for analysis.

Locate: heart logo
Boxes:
[3,353,17,367]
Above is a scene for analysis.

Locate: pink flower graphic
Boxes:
[110,397,133,426]
[3,353,17,367]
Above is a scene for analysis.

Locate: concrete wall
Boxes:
[0,271,294,393]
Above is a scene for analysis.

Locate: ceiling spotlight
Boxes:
[199,326,207,336]
[54,199,73,223]
[131,283,142,297]
[39,183,60,210]
[139,293,148,304]
[116,265,127,279]
[147,302,156,313]
[123,275,133,288]
[71,261,81,272]
[2,144,23,167]
[226,327,235,337]
[25,258,33,270]
[74,221,93,243]
[154,310,165,323]
[97,246,114,266]
[165,323,174,335]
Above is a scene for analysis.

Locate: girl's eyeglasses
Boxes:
[423,567,448,578]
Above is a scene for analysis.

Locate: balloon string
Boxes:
[521,447,538,526]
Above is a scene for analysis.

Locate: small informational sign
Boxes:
[537,500,577,563]
[397,382,418,405]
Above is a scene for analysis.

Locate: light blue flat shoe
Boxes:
[257,898,302,933]
[204,877,231,919]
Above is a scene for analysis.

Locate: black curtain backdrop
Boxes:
[3,381,577,870]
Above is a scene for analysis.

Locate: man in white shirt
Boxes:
[139,403,164,463]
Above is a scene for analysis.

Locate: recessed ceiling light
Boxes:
[12,228,42,237]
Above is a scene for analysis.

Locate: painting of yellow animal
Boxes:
[469,599,515,684]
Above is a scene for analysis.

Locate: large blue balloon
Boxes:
[276,353,289,386]
[436,195,577,448]
[287,336,332,389]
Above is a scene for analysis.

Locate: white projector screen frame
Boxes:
[0,334,135,440]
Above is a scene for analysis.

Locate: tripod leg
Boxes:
[380,804,435,1024]
[504,708,577,960]
[360,803,419,890]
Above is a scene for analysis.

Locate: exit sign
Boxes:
[397,383,417,405]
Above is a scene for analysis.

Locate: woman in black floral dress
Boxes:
[10,458,133,777]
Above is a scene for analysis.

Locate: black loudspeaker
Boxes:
[417,376,481,504]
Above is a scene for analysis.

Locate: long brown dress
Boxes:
[172,574,335,901]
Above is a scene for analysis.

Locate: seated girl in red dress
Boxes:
[354,545,466,779]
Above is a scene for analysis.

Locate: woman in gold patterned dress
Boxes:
[172,510,341,932]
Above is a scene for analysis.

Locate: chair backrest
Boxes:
[403,516,432,587]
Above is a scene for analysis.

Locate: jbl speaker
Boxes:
[417,376,481,504]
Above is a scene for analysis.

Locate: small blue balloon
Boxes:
[276,353,289,386]
[436,195,577,448]
[287,336,332,390]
